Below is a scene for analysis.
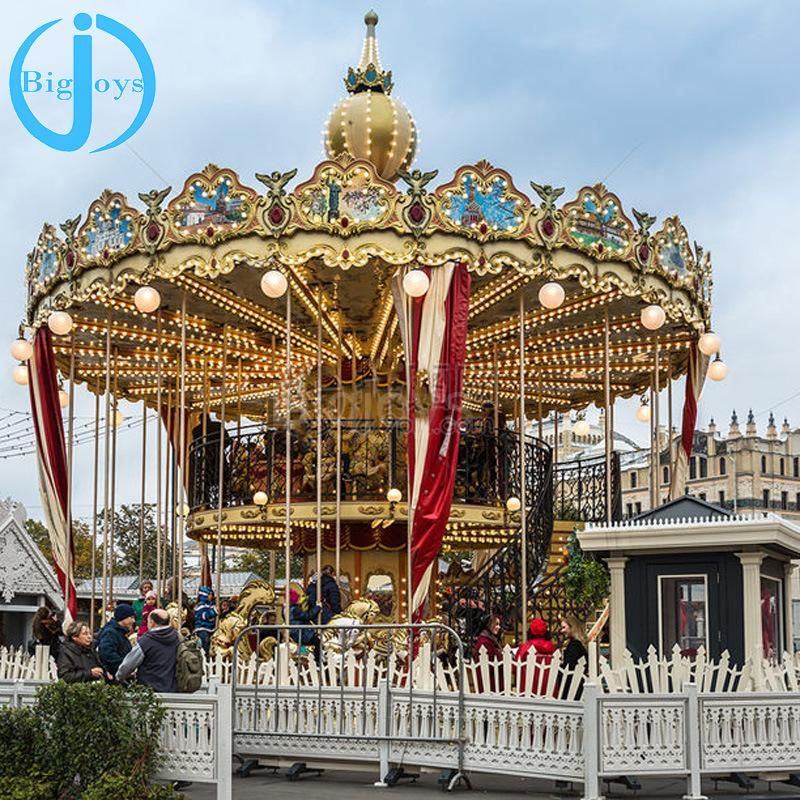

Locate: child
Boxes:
[194,586,218,654]
[137,590,158,637]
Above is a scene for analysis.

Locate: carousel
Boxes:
[13,12,725,648]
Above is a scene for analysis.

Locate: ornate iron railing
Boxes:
[445,435,553,653]
[188,421,528,511]
[553,452,622,523]
[446,450,621,655]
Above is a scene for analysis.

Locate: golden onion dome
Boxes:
[324,11,417,182]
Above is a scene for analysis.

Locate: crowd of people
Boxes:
[472,612,589,695]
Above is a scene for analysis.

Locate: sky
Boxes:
[0,0,799,524]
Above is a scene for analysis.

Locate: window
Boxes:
[782,491,789,511]
[794,457,799,478]
[719,457,727,476]
[761,576,782,658]
[689,458,697,480]
[635,502,642,514]
[762,455,768,473]
[659,576,707,656]
[630,471,638,489]
[662,466,669,485]
[796,492,800,511]
[626,503,633,518]
[699,457,708,478]
[780,458,786,476]
[763,489,771,509]
[718,490,726,507]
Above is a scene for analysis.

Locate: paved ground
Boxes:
[181,769,800,799]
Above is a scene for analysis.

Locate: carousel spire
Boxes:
[345,10,393,94]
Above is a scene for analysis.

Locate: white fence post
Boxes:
[582,682,603,800]
[374,678,390,787]
[683,683,706,800]
[216,683,232,800]
[34,645,49,681]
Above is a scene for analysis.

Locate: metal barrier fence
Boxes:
[231,622,467,786]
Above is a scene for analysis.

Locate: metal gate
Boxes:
[231,623,466,784]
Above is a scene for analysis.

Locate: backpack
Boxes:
[176,635,204,693]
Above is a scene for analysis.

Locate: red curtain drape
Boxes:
[28,327,77,622]
[406,263,471,620]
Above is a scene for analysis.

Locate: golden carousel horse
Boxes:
[321,598,380,655]
[210,579,276,658]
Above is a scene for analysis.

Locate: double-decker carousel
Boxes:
[14,12,724,648]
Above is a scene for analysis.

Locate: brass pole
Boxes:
[66,336,75,622]
[101,310,112,618]
[604,309,612,522]
[109,352,119,605]
[138,398,147,586]
[537,371,543,441]
[177,292,188,614]
[315,283,323,625]
[155,313,163,601]
[90,380,100,634]
[518,292,528,639]
[405,290,413,623]
[667,361,674,500]
[284,288,292,631]
[215,326,229,611]
[654,336,661,508]
[335,282,342,584]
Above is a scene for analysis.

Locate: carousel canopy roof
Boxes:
[20,13,714,422]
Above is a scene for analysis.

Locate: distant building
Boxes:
[621,411,800,522]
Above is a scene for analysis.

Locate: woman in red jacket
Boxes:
[515,618,556,696]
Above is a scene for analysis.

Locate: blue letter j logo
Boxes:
[9,13,155,152]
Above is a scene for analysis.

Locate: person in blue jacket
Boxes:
[289,587,321,659]
[96,603,135,677]
[194,586,217,654]
[306,565,342,624]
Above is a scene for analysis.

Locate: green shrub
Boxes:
[0,776,55,800]
[0,706,46,779]
[0,684,173,799]
[79,771,183,800]
[564,530,610,610]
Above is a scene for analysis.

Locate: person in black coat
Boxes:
[560,614,589,699]
[96,603,135,677]
[306,565,342,624]
[57,622,110,683]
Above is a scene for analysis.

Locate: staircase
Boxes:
[447,451,621,655]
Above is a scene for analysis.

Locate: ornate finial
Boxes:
[632,208,657,236]
[747,408,755,425]
[768,411,775,427]
[344,11,393,94]
[731,409,738,424]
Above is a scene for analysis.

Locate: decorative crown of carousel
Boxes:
[15,11,723,624]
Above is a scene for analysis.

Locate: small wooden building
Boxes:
[578,495,800,665]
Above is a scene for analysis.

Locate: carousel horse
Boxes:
[210,579,276,658]
[321,598,380,655]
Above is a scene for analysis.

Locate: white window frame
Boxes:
[657,573,710,657]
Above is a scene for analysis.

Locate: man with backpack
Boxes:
[116,608,178,692]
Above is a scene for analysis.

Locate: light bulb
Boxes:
[134,286,161,313]
[538,282,565,310]
[58,389,69,408]
[47,311,73,336]
[386,487,402,503]
[506,496,521,512]
[115,409,125,427]
[573,417,590,436]
[13,364,28,386]
[636,399,651,423]
[10,338,32,362]
[640,304,666,331]
[253,490,268,506]
[708,356,728,382]
[260,269,288,299]
[176,503,190,517]
[698,331,721,356]
[402,269,430,298]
